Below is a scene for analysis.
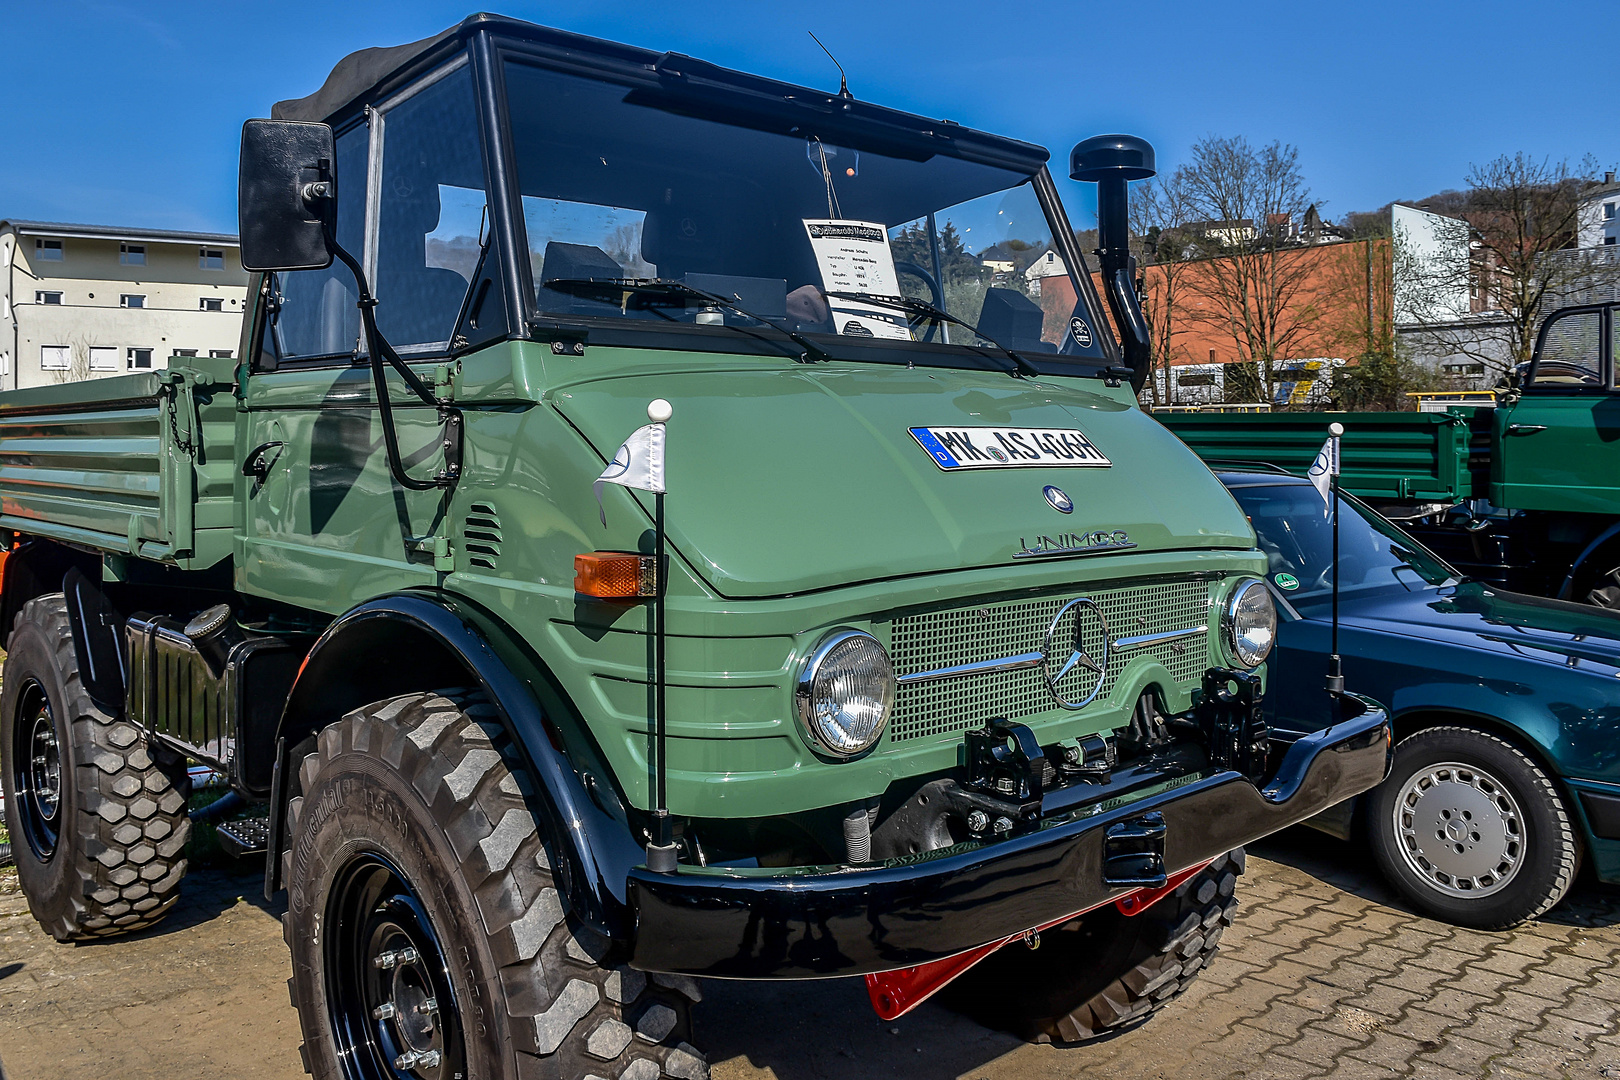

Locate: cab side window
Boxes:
[268,125,368,361]
[1525,309,1605,390]
[373,63,494,351]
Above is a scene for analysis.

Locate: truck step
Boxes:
[214,815,271,858]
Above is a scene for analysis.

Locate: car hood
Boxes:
[552,360,1254,598]
[1303,581,1620,670]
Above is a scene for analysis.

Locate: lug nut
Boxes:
[372,1002,397,1020]
[394,1048,441,1069]
[373,947,420,970]
[995,777,1016,795]
[993,816,1013,834]
[416,997,438,1015]
[966,809,989,832]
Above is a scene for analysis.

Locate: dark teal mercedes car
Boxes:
[1221,469,1620,929]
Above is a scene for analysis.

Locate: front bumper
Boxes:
[628,697,1390,978]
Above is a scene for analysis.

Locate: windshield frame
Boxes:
[477,30,1121,373]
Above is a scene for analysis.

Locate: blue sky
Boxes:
[5,1,1611,235]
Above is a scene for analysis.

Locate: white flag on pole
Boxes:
[594,408,669,525]
[1307,426,1342,504]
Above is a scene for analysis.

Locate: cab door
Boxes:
[1493,304,1620,515]
[236,60,492,614]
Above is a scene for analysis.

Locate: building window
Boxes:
[34,238,62,261]
[0,352,10,376]
[119,243,146,266]
[199,248,225,270]
[208,349,234,358]
[1177,373,1218,386]
[89,346,118,371]
[120,294,145,308]
[34,291,62,305]
[173,349,198,357]
[1443,361,1486,376]
[127,347,153,370]
[1607,237,1617,246]
[199,297,224,312]
[40,345,70,370]
[1607,203,1617,220]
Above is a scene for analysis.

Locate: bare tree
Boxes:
[49,335,99,385]
[1173,136,1326,402]
[1129,171,1199,406]
[1397,153,1615,374]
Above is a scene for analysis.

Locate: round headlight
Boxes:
[795,630,896,758]
[1224,579,1277,668]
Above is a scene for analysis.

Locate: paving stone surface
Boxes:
[2,827,1618,1080]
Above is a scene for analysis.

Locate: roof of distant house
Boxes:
[0,220,238,246]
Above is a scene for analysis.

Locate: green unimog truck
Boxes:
[0,15,1390,1079]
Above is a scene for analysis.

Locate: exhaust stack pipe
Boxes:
[1071,134,1156,395]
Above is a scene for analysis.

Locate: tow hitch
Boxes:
[864,860,1212,1020]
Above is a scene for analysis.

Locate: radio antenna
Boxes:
[808,31,852,99]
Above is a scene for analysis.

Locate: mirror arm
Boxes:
[325,236,461,492]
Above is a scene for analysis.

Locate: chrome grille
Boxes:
[887,579,1213,742]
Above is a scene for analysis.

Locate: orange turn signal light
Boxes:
[574,552,660,599]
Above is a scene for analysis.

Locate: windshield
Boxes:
[502,59,1106,362]
[1227,481,1459,601]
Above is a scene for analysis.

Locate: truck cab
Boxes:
[0,15,1390,1078]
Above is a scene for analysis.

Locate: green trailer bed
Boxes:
[1156,408,1492,504]
[0,360,237,568]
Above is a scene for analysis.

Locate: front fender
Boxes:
[264,590,645,938]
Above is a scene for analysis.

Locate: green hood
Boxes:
[554,361,1254,598]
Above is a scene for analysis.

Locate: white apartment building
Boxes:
[1577,173,1620,250]
[0,220,250,389]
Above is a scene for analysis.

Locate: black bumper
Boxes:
[628,700,1390,978]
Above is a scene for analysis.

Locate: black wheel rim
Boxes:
[10,680,62,860]
[325,852,466,1080]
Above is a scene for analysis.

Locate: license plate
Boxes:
[909,426,1112,470]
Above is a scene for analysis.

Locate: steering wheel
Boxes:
[895,260,944,342]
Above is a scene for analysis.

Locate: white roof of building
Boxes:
[0,220,238,246]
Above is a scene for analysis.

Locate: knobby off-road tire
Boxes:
[283,689,706,1080]
[1367,726,1577,929]
[0,594,191,940]
[939,849,1244,1043]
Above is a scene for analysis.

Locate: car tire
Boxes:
[938,849,1243,1043]
[283,689,707,1080]
[0,593,191,940]
[1367,726,1577,929]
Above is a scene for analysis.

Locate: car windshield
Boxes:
[502,59,1105,362]
[1226,481,1459,601]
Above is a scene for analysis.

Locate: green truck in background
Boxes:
[0,16,1390,1079]
[1160,301,1620,605]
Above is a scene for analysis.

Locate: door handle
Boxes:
[242,440,285,480]
[1505,424,1547,435]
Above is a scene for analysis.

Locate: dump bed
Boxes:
[0,359,237,569]
[1155,408,1495,504]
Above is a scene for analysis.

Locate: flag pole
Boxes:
[1325,421,1345,700]
[645,400,678,874]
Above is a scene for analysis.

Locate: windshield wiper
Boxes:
[542,278,833,363]
[826,291,1039,378]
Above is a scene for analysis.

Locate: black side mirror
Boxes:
[1072,134,1156,394]
[238,119,337,273]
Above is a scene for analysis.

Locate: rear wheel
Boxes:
[283,689,707,1080]
[1367,726,1576,928]
[0,594,190,940]
[939,849,1243,1043]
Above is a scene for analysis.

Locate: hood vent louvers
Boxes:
[464,502,502,571]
